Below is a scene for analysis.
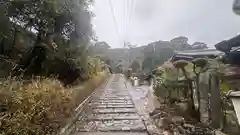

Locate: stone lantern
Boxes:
[133,76,139,86]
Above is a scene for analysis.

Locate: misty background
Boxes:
[93,0,240,48]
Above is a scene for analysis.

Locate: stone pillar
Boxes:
[199,72,210,124]
[209,74,222,129]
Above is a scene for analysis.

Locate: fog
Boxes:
[93,0,240,48]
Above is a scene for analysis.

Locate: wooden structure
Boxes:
[215,34,240,132]
[228,91,240,126]
[215,34,240,66]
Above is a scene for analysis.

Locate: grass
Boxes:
[71,72,108,111]
[0,72,108,135]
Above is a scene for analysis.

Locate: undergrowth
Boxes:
[0,72,107,135]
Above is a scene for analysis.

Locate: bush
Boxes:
[8,43,104,86]
[42,58,81,85]
[0,78,74,135]
[0,71,107,135]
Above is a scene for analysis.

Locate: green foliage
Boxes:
[192,58,208,68]
[0,1,108,134]
[142,46,174,71]
[68,55,104,81]
[0,72,107,135]
[173,60,189,69]
[220,81,232,93]
[152,68,164,76]
[2,0,94,51]
[159,62,178,83]
[130,60,140,73]
[0,78,74,135]
[207,58,226,74]
[0,0,99,83]
[154,57,229,99]
[154,60,196,84]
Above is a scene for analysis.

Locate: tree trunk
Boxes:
[0,37,5,55]
[12,27,18,47]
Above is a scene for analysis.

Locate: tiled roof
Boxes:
[215,34,240,52]
[174,49,223,56]
[170,49,224,61]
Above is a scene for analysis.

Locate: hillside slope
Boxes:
[93,36,208,73]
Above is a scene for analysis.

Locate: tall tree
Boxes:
[192,42,208,49]
[6,0,93,47]
[130,60,141,72]
[0,0,95,81]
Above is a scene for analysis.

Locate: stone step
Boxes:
[101,91,129,93]
[73,132,148,135]
[92,104,135,109]
[90,102,133,105]
[97,95,131,97]
[90,101,133,105]
[99,97,132,99]
[88,113,140,120]
[73,74,148,134]
[101,92,129,94]
[105,93,130,94]
[102,92,129,93]
[91,99,132,103]
[96,120,146,132]
[76,120,146,132]
[92,97,132,100]
[101,95,131,97]
[93,108,137,113]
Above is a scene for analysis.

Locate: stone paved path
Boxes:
[72,74,148,135]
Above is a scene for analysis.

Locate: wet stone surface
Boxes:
[91,105,135,109]
[89,102,134,105]
[73,74,147,134]
[76,120,146,132]
[88,113,140,120]
[91,99,133,103]
[93,108,137,113]
[92,97,133,100]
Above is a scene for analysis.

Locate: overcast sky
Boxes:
[92,0,240,48]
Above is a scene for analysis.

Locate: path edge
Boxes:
[125,79,164,135]
[59,75,112,135]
